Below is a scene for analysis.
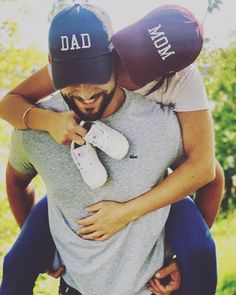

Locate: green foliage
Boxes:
[0,0,47,92]
[199,43,236,211]
[207,0,223,13]
[0,19,47,91]
[48,0,89,22]
[0,15,54,292]
[212,211,236,294]
[48,0,73,22]
[0,1,235,293]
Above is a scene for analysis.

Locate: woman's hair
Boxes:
[145,72,176,96]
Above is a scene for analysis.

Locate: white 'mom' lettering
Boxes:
[148,25,176,60]
[60,34,91,51]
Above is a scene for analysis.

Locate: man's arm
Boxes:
[6,162,37,228]
[6,162,65,278]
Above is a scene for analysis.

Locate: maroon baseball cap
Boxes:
[112,5,204,85]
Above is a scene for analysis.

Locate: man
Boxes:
[3,3,217,295]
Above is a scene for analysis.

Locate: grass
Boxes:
[213,211,236,294]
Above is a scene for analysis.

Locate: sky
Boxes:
[1,0,236,52]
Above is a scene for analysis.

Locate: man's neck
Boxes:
[102,87,126,118]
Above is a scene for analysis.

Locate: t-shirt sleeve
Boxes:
[172,64,209,112]
[9,130,36,175]
[132,64,209,112]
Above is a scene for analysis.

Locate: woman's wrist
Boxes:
[124,196,150,222]
[26,107,58,132]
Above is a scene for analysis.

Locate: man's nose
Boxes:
[77,84,97,101]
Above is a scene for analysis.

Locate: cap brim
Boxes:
[51,53,113,89]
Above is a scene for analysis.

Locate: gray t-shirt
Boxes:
[9,89,183,295]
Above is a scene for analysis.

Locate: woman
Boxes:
[0,4,223,295]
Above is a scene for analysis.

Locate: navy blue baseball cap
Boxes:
[49,4,114,89]
[112,5,204,85]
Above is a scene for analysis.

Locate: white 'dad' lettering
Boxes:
[61,34,91,51]
[148,25,175,60]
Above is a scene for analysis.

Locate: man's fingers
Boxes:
[148,278,164,294]
[46,266,65,278]
[151,278,171,293]
[155,262,178,279]
[148,286,160,295]
[153,278,179,293]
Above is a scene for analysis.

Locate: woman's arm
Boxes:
[125,110,217,218]
[0,66,54,129]
[0,66,85,145]
[77,110,223,239]
[195,159,224,228]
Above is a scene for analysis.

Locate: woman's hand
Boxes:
[76,201,132,240]
[47,111,87,145]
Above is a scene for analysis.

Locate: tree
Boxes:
[207,0,223,13]
[199,43,236,211]
[48,0,89,21]
[202,0,223,23]
[0,20,46,92]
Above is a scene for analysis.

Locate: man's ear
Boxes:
[48,54,52,64]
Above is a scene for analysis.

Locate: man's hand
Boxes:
[45,266,65,279]
[148,261,181,295]
[47,111,87,145]
[76,201,131,240]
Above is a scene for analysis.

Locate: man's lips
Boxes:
[79,97,97,104]
[77,93,105,106]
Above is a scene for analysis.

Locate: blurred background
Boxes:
[0,0,236,294]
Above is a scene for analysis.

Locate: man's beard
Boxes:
[61,84,117,121]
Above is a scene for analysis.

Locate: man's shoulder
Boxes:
[120,89,179,139]
[125,88,175,114]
